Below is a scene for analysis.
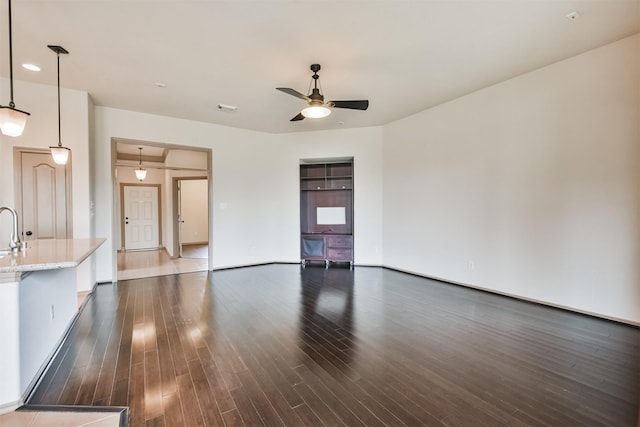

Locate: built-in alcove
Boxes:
[300,158,354,268]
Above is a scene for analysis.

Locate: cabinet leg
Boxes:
[301,260,306,268]
[325,260,329,269]
[350,261,353,270]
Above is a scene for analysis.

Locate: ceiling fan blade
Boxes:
[329,100,369,110]
[290,112,305,122]
[277,87,310,101]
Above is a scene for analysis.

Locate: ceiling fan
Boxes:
[277,64,369,121]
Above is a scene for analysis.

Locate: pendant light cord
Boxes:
[8,0,15,107]
[57,52,62,147]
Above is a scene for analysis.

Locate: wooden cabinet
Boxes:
[326,235,353,261]
[300,163,353,190]
[301,234,353,267]
[300,160,354,267]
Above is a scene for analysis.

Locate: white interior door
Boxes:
[20,151,69,240]
[123,185,159,250]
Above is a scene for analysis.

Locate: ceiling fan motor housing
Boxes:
[309,88,324,103]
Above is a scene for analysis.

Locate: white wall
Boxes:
[93,107,384,281]
[280,127,384,265]
[180,179,209,244]
[94,107,279,280]
[165,149,208,170]
[382,34,640,324]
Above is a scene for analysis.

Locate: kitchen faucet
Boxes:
[0,206,22,252]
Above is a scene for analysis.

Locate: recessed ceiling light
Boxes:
[22,63,41,72]
[155,82,166,88]
[566,11,580,21]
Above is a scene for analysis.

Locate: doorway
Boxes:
[174,177,209,260]
[112,139,212,281]
[14,147,72,241]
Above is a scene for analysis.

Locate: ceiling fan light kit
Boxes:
[302,105,331,118]
[0,0,30,137]
[277,63,369,122]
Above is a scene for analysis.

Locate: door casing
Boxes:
[172,176,208,258]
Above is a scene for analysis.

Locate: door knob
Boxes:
[125,222,129,224]
[25,230,32,236]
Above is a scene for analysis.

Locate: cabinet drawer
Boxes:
[327,248,352,260]
[326,236,352,248]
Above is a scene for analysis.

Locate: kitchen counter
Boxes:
[0,238,105,274]
[0,238,106,412]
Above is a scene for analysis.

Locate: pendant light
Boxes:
[48,45,70,165]
[0,0,30,137]
[135,147,147,181]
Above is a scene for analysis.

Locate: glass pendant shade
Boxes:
[301,105,331,119]
[50,145,70,165]
[135,167,147,181]
[135,147,146,181]
[0,105,29,136]
[2,0,29,137]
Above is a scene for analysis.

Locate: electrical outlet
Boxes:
[50,305,55,320]
[469,261,475,270]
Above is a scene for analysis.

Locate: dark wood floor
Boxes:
[28,264,639,426]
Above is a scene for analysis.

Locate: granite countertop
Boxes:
[0,238,106,273]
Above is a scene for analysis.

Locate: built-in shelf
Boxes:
[300,160,354,267]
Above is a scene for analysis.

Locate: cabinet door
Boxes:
[301,236,325,258]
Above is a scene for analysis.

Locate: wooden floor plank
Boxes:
[186,357,226,427]
[176,373,206,427]
[27,265,640,427]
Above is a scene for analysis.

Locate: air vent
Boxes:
[217,104,238,113]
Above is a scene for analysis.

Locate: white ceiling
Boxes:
[2,0,639,134]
